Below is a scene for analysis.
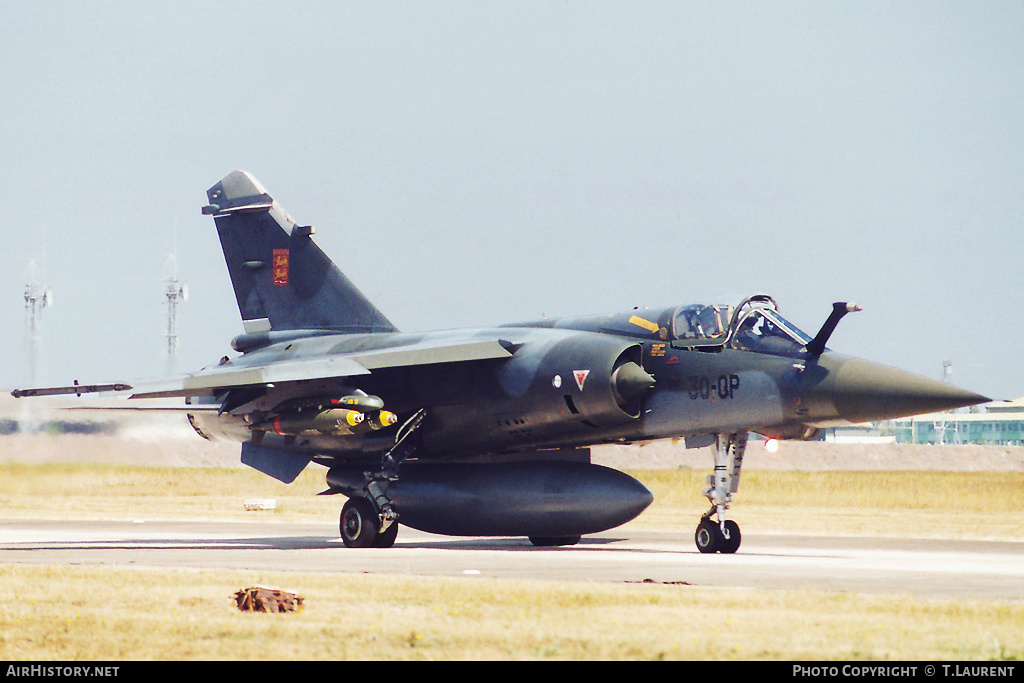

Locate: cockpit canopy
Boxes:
[531,293,816,358]
[727,303,812,357]
[670,295,813,357]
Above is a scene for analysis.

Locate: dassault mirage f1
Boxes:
[13,170,989,552]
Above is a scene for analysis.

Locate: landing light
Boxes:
[763,438,779,454]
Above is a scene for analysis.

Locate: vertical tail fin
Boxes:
[203,170,397,335]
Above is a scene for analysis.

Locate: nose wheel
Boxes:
[695,516,741,554]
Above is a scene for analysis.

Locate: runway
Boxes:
[0,519,1020,601]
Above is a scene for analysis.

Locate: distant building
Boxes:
[985,397,1024,414]
[826,398,1024,446]
[823,428,895,444]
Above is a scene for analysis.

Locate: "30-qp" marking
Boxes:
[686,374,740,400]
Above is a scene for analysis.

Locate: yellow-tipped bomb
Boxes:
[251,393,398,437]
[312,408,366,434]
[351,410,399,433]
[368,410,398,430]
[263,408,365,436]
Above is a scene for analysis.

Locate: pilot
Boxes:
[674,305,705,339]
[731,315,762,351]
[731,313,799,356]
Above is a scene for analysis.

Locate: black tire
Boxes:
[340,497,379,548]
[529,535,582,547]
[719,520,741,554]
[372,521,399,548]
[694,519,720,553]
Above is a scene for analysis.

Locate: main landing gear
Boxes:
[340,496,399,548]
[338,409,425,549]
[695,432,747,554]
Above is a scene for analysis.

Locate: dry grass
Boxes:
[0,463,1022,660]
[1,464,1022,541]
[632,469,1024,541]
[0,462,339,522]
[0,564,1021,661]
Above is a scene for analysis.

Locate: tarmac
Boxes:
[0,519,1020,601]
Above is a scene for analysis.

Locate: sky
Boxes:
[1,1,1021,402]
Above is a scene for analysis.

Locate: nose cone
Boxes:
[831,357,989,424]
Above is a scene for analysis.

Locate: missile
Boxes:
[272,392,386,415]
[334,393,386,412]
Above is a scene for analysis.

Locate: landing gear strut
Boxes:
[339,409,425,549]
[695,432,747,554]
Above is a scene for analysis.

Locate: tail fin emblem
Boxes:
[272,249,290,286]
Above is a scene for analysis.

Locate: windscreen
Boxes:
[728,309,812,357]
[671,304,731,343]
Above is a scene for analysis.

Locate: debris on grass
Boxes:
[233,586,304,613]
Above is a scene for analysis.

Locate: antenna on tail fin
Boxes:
[203,171,397,336]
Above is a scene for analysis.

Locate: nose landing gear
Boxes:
[694,432,747,554]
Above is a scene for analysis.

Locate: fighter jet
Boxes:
[12,170,989,552]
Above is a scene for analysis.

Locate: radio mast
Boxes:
[23,259,51,387]
[21,260,51,432]
[162,253,187,374]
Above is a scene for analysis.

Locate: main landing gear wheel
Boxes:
[528,535,582,547]
[694,518,741,554]
[340,496,399,548]
[373,520,399,548]
[340,497,379,548]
